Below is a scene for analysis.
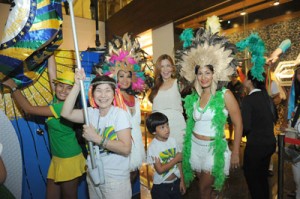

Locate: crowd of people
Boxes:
[0,22,298,199]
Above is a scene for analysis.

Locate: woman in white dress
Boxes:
[117,70,145,172]
[149,54,186,148]
[101,33,147,188]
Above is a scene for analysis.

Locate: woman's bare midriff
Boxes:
[193,133,212,141]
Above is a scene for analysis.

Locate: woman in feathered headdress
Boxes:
[237,33,277,199]
[177,16,243,198]
[101,33,146,184]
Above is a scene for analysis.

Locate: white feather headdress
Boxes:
[177,16,237,95]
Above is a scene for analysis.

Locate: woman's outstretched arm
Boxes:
[61,68,85,123]
[2,78,53,117]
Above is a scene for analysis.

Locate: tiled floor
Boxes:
[140,141,296,199]
[139,121,296,199]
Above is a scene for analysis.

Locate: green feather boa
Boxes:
[182,92,197,187]
[183,89,227,190]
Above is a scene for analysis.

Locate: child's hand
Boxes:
[180,179,186,195]
[154,157,162,168]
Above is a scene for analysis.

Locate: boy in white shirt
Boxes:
[146,112,186,199]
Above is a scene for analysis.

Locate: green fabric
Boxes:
[0,184,15,199]
[182,92,198,187]
[46,101,82,158]
[209,88,228,190]
[182,88,227,190]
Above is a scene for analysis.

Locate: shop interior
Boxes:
[0,0,300,198]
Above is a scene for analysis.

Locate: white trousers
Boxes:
[87,175,131,199]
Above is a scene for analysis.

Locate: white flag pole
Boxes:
[67,0,96,169]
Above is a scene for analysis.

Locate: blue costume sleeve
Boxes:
[288,81,295,120]
[278,39,291,53]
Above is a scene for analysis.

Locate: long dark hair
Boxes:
[117,71,137,96]
[195,64,227,92]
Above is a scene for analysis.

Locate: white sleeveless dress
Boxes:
[152,79,186,148]
[127,97,146,171]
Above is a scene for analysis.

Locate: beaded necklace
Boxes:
[195,95,212,121]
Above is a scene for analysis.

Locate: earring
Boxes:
[171,72,176,78]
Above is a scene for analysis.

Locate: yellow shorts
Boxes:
[47,153,86,182]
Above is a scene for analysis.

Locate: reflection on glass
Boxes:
[62,0,133,21]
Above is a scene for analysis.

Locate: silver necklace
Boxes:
[194,95,212,121]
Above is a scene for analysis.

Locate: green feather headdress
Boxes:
[236,33,266,81]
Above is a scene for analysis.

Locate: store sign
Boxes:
[274,53,300,86]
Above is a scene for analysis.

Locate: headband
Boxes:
[90,81,116,86]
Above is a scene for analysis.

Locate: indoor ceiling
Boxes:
[174,0,300,31]
[1,0,299,38]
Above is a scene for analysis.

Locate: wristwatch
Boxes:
[11,87,17,93]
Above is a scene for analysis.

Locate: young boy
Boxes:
[146,112,186,199]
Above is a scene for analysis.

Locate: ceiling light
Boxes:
[273,0,280,6]
[285,10,292,14]
[240,11,247,16]
[233,23,239,28]
[254,19,260,23]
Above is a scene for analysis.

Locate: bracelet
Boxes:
[103,139,109,149]
[11,87,17,93]
[99,136,106,147]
